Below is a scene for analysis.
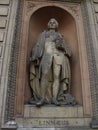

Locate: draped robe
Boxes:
[29,30,71,103]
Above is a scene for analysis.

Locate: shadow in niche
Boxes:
[25,6,82,105]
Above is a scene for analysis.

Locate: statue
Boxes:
[29,18,75,106]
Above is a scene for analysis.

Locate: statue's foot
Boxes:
[28,98,36,105]
[36,99,44,107]
[52,98,60,106]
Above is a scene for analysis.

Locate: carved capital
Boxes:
[65,5,80,19]
[26,2,36,13]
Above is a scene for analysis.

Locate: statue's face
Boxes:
[48,18,58,29]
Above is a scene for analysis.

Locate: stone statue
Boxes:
[29,18,75,106]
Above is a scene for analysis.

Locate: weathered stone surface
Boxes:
[94,4,98,12]
[84,0,98,124]
[0,7,8,16]
[0,32,5,42]
[0,0,19,125]
[0,19,7,28]
[0,0,10,5]
[77,106,83,117]
[24,105,83,118]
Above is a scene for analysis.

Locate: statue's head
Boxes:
[48,18,58,30]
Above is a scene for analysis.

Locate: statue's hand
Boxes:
[35,59,40,66]
[30,57,40,66]
[30,57,35,62]
[56,44,65,51]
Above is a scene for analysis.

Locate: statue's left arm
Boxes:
[59,34,71,58]
[63,40,71,58]
[30,31,46,63]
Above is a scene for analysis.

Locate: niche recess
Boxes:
[15,1,92,117]
[25,6,82,105]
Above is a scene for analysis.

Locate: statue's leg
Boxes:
[36,72,48,106]
[41,73,48,99]
[52,63,61,105]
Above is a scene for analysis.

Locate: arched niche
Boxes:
[25,6,82,105]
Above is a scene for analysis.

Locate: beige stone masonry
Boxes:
[0,0,10,5]
[0,19,7,28]
[0,31,5,42]
[0,0,19,127]
[0,7,8,16]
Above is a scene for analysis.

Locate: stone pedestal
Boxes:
[17,128,94,130]
[15,105,91,129]
[24,105,83,118]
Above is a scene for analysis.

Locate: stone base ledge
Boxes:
[2,126,17,130]
[17,127,93,130]
[24,105,83,118]
[15,105,92,128]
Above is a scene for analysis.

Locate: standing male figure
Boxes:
[30,18,71,106]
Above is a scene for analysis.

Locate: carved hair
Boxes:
[48,18,59,29]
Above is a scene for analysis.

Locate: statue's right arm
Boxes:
[30,43,39,62]
[30,31,46,62]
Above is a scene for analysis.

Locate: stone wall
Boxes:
[86,0,98,117]
[82,0,98,128]
[0,0,18,126]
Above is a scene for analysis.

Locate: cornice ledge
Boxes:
[26,0,82,3]
[51,0,82,2]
